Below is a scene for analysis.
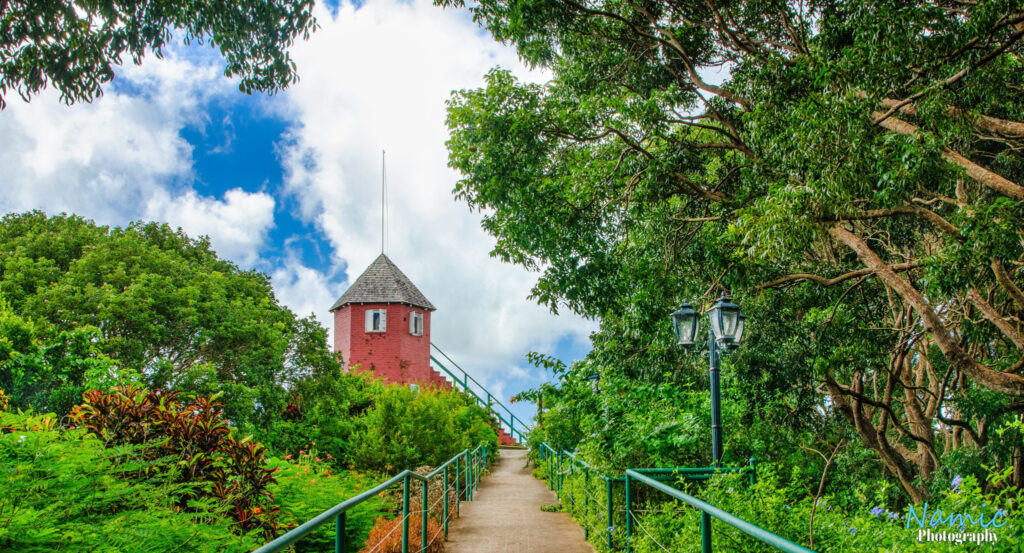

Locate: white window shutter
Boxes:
[410,313,416,335]
[380,310,387,331]
[365,310,373,332]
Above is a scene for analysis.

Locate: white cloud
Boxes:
[0,50,275,266]
[144,188,276,266]
[277,0,596,396]
[0,0,593,422]
[271,260,336,323]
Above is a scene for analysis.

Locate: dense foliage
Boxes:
[0,298,118,416]
[0,211,335,429]
[545,453,1022,553]
[0,410,262,552]
[442,0,1024,549]
[71,385,281,534]
[250,369,500,472]
[446,0,1024,500]
[0,405,380,553]
[0,210,501,551]
[348,385,501,472]
[0,0,316,108]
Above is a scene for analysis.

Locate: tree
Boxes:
[0,211,338,428]
[443,0,1024,500]
[0,0,316,108]
[0,299,118,416]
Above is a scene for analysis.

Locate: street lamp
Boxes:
[586,372,601,393]
[672,293,746,553]
[670,293,747,468]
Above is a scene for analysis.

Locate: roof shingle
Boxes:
[329,254,436,311]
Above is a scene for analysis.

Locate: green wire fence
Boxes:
[538,442,816,553]
[252,443,490,553]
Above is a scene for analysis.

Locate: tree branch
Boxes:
[823,205,959,235]
[872,112,1024,200]
[992,259,1024,311]
[878,98,1024,137]
[967,288,1024,349]
[802,439,844,550]
[829,225,1024,396]
[756,261,922,290]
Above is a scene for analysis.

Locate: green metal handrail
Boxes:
[252,443,491,553]
[537,442,811,553]
[429,350,529,444]
[431,344,520,426]
[625,470,815,553]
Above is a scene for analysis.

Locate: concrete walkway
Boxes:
[445,448,594,553]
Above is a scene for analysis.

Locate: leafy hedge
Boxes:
[543,455,1021,553]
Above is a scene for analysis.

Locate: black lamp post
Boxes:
[672,294,745,553]
[671,293,746,468]
[586,372,601,393]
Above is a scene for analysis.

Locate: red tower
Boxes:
[331,254,446,387]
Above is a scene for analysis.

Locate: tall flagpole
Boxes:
[381,150,386,254]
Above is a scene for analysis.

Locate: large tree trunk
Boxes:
[825,374,929,502]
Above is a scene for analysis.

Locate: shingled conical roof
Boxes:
[329,254,435,311]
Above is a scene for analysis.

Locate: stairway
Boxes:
[426,366,519,446]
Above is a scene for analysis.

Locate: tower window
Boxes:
[410,311,424,336]
[365,309,387,332]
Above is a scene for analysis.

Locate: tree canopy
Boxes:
[445,0,1024,502]
[0,211,336,427]
[0,0,316,108]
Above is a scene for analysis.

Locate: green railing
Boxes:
[252,443,491,553]
[430,343,529,443]
[538,442,815,553]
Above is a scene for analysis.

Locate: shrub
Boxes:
[360,465,459,553]
[348,385,499,472]
[70,385,280,535]
[269,447,384,552]
[553,459,1022,553]
[0,410,260,553]
[252,370,382,466]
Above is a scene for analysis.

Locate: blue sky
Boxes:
[0,0,594,426]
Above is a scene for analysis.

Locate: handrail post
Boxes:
[605,477,613,550]
[748,457,758,486]
[701,511,712,553]
[402,473,410,553]
[335,512,346,553]
[421,478,429,553]
[555,451,560,496]
[569,456,575,512]
[557,451,563,493]
[455,456,461,515]
[625,472,632,553]
[550,449,556,491]
[478,447,484,489]
[443,464,450,538]
[583,468,589,539]
[468,448,475,501]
